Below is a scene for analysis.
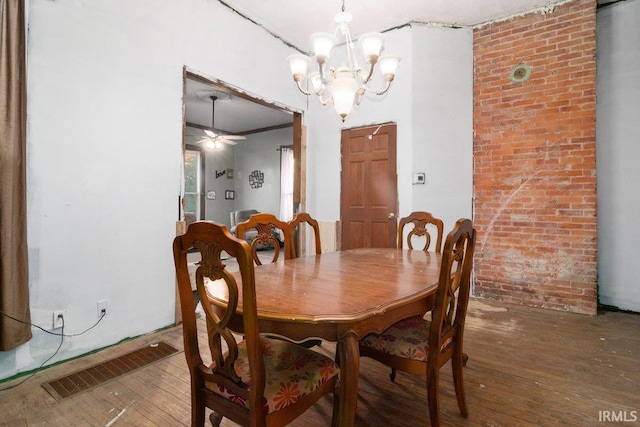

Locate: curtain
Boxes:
[279,146,294,222]
[0,0,31,350]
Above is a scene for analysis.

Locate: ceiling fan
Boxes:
[197,95,246,149]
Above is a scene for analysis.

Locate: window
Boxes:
[279,146,294,221]
[184,149,201,220]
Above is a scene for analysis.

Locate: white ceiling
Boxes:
[223,0,569,53]
[187,0,613,142]
[184,78,293,145]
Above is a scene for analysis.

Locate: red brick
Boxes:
[473,0,597,315]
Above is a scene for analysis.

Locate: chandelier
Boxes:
[286,1,400,122]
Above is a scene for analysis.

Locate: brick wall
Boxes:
[473,0,597,315]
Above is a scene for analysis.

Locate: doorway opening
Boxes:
[181,70,304,230]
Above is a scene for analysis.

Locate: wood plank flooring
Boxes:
[1,298,638,426]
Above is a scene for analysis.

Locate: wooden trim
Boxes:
[185,121,241,136]
[293,113,303,207]
[186,71,298,114]
[186,121,293,137]
[240,122,293,136]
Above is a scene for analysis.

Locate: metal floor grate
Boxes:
[42,341,179,401]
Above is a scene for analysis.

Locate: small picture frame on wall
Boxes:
[225,190,235,200]
[227,168,233,179]
[206,190,216,200]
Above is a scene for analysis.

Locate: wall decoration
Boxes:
[249,170,264,189]
[206,190,216,200]
[215,169,226,179]
[225,190,235,200]
[227,168,233,179]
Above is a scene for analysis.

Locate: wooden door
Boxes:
[341,123,398,249]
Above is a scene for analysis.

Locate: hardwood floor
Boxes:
[1,298,638,426]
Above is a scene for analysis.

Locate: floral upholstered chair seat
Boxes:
[360,316,450,361]
[207,337,340,414]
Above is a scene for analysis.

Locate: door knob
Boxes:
[388,213,396,219]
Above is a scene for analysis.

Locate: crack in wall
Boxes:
[479,138,561,254]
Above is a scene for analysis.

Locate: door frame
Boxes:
[176,69,305,324]
[182,69,304,218]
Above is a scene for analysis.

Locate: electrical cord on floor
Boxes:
[0,309,106,337]
[0,310,107,392]
[0,315,64,392]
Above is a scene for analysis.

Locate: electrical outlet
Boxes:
[97,299,109,317]
[53,310,65,329]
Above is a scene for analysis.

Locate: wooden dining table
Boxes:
[206,247,442,427]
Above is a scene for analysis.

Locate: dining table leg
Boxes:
[333,330,359,427]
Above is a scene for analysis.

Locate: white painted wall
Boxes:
[1,0,305,380]
[234,128,291,215]
[409,25,474,233]
[596,0,640,312]
[204,145,236,227]
[305,25,473,235]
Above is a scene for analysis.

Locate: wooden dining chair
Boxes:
[397,211,444,252]
[236,212,320,348]
[359,218,476,427]
[288,212,322,258]
[235,213,294,265]
[173,221,339,427]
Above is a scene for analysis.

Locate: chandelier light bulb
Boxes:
[311,33,338,64]
[358,33,385,64]
[287,54,310,81]
[330,69,359,120]
[379,56,400,79]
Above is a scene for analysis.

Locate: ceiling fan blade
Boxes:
[221,139,238,145]
[219,135,246,140]
[204,129,217,138]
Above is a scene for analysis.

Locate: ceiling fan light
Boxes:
[359,32,385,64]
[214,140,223,150]
[205,140,216,150]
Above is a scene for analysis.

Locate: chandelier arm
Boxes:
[294,80,313,96]
[316,91,332,106]
[361,62,376,85]
[354,91,364,107]
[370,79,394,96]
[318,61,328,84]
